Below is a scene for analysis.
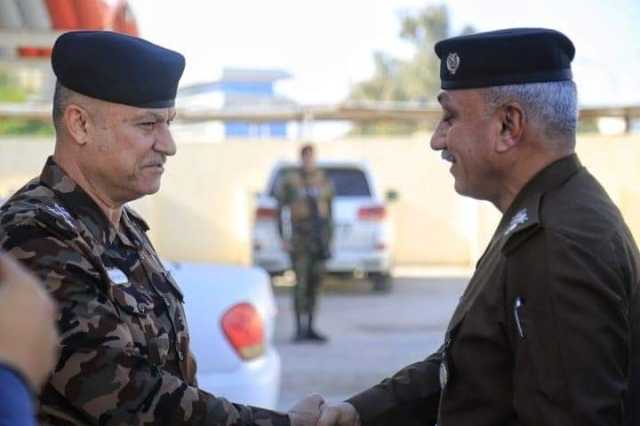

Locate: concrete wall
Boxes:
[1,134,638,266]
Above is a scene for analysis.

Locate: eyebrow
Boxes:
[437,92,449,104]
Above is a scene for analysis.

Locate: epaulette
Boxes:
[2,193,78,241]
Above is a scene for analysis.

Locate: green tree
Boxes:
[349,5,473,135]
[0,72,28,102]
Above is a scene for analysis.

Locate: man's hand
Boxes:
[0,253,59,391]
[317,402,360,426]
[289,394,324,426]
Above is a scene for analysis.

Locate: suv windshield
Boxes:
[270,167,371,197]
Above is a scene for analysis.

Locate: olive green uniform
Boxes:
[348,155,640,426]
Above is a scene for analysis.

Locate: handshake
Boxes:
[288,395,361,426]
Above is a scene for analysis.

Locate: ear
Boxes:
[495,103,525,153]
[63,104,92,146]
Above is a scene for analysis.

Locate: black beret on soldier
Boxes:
[435,28,575,90]
[52,31,185,108]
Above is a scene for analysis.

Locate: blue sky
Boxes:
[130,0,640,107]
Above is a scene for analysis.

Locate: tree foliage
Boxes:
[0,71,53,136]
[349,5,473,135]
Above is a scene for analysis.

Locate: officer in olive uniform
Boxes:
[0,31,320,426]
[275,145,334,343]
[316,28,639,426]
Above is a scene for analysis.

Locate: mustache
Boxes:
[142,156,166,167]
[441,150,456,163]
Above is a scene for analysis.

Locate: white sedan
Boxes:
[165,261,281,408]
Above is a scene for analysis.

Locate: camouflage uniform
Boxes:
[275,168,334,338]
[0,157,290,426]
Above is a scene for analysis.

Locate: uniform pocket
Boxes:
[110,283,170,364]
[513,304,567,414]
[110,283,154,316]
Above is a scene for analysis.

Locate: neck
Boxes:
[494,149,573,213]
[53,148,123,229]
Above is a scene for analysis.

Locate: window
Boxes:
[270,167,371,197]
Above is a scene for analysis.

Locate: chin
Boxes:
[453,179,466,195]
[145,184,162,195]
[135,181,162,197]
[453,181,476,199]
[454,183,487,202]
[149,176,163,191]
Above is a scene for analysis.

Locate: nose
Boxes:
[430,122,446,151]
[154,124,177,157]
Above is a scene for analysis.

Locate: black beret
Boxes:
[52,31,185,108]
[434,28,575,90]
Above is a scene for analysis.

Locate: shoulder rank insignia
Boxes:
[45,203,76,230]
[504,208,528,236]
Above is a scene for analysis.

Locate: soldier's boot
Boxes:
[306,269,327,343]
[292,311,307,342]
[306,312,328,343]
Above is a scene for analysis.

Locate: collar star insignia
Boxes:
[446,52,460,75]
[504,208,528,236]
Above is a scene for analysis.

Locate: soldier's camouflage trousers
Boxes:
[290,251,325,333]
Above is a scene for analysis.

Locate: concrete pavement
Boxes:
[274,274,469,410]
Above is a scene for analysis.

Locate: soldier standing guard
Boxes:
[275,145,334,343]
[0,30,321,426]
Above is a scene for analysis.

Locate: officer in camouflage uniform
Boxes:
[275,145,334,343]
[0,31,321,426]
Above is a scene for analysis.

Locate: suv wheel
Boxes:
[370,273,392,293]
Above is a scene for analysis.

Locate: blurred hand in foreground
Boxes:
[289,394,325,426]
[318,402,361,426]
[0,253,59,391]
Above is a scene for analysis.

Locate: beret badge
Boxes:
[446,52,460,75]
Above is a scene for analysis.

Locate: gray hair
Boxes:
[483,80,578,143]
[52,81,75,133]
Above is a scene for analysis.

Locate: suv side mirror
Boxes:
[385,189,399,203]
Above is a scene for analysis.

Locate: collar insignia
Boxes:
[504,208,528,236]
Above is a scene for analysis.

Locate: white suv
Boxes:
[251,160,394,291]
